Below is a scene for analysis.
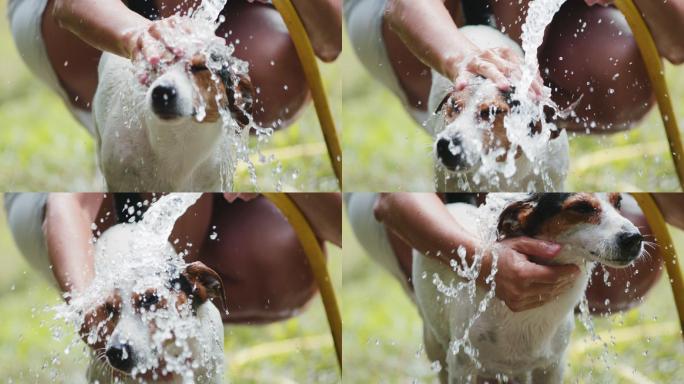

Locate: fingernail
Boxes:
[547,243,562,256]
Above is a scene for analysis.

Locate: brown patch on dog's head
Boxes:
[80,293,122,350]
[189,55,254,128]
[535,193,603,238]
[497,193,609,240]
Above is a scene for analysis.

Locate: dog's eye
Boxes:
[568,202,596,214]
[105,301,120,315]
[445,98,463,121]
[190,64,209,74]
[140,292,159,310]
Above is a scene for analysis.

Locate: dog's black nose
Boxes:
[436,137,464,170]
[618,231,643,260]
[151,84,179,119]
[106,342,135,372]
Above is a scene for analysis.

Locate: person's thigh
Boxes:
[493,0,655,132]
[199,195,320,323]
[158,0,310,129]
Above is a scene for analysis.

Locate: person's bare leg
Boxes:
[492,0,655,132]
[199,195,321,323]
[157,0,310,129]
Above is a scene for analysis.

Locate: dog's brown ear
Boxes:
[179,262,227,312]
[497,198,538,240]
[497,194,573,240]
[224,72,254,128]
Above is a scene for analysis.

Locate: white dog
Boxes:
[428,26,569,192]
[413,193,643,383]
[81,224,226,383]
[93,52,253,191]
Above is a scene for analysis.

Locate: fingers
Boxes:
[467,59,510,91]
[502,280,576,312]
[507,237,561,260]
[520,261,580,285]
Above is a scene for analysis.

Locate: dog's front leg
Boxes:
[422,322,449,384]
[531,361,564,384]
[445,347,478,384]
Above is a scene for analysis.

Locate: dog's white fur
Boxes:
[93,53,225,191]
[86,224,224,384]
[412,196,641,383]
[428,26,569,191]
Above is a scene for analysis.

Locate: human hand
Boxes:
[449,47,544,99]
[122,16,225,81]
[585,0,614,6]
[482,237,580,312]
[224,193,260,203]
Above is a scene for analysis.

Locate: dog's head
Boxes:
[81,261,226,380]
[496,193,643,267]
[146,53,253,128]
[432,78,557,173]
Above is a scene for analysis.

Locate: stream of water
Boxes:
[54,193,218,383]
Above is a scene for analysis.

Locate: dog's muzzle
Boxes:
[616,231,644,264]
[151,84,181,120]
[436,135,468,171]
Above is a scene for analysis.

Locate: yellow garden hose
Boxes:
[632,193,684,341]
[263,193,342,371]
[616,0,684,190]
[272,0,343,190]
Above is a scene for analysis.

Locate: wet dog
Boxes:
[428,26,569,191]
[413,193,643,383]
[93,52,253,191]
[81,224,226,383]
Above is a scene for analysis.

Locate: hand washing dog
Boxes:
[93,45,253,191]
[413,193,643,383]
[77,223,226,383]
[428,26,569,192]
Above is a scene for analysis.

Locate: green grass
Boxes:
[0,206,342,383]
[342,208,684,383]
[341,33,684,192]
[0,0,339,192]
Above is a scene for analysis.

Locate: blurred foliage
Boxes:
[342,206,684,383]
[341,30,684,192]
[0,0,339,192]
[0,202,342,383]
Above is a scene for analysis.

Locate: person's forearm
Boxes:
[373,193,481,264]
[290,0,342,62]
[44,194,105,295]
[385,0,477,80]
[51,0,151,58]
[633,0,684,63]
[289,193,342,247]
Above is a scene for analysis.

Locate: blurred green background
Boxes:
[0,197,342,383]
[342,200,684,383]
[341,30,684,192]
[0,0,340,192]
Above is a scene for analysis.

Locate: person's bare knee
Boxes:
[540,1,654,132]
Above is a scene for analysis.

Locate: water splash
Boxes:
[428,195,523,367]
[54,194,221,383]
[129,0,283,191]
